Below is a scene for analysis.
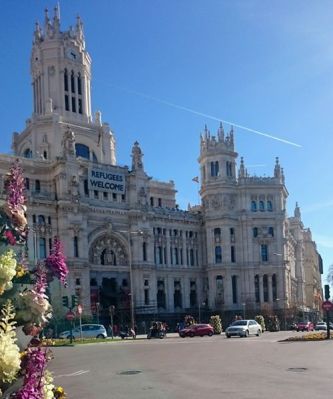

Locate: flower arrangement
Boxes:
[0,160,67,398]
[209,315,222,334]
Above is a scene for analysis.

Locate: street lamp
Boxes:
[119,229,143,331]
[198,300,206,323]
[242,302,246,319]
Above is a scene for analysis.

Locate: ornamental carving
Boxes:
[89,234,128,266]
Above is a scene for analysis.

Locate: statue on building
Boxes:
[62,128,76,160]
[131,141,144,171]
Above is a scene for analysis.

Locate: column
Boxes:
[259,275,264,304]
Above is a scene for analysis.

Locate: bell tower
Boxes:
[198,123,238,211]
[31,7,92,122]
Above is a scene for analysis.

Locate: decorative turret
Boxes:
[238,156,246,178]
[274,157,281,178]
[199,123,238,186]
[294,202,301,219]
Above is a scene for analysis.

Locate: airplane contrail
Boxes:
[102,83,302,148]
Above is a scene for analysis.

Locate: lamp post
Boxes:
[198,300,206,323]
[127,230,135,332]
[119,229,143,331]
[96,302,100,324]
[242,302,246,319]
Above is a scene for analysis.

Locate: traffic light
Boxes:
[71,295,78,308]
[324,284,330,300]
[62,296,69,308]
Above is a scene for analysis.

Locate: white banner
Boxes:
[88,166,125,194]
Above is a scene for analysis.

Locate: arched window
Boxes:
[150,197,154,206]
[35,180,41,192]
[226,161,232,177]
[74,236,79,257]
[143,242,147,261]
[216,275,224,299]
[39,238,46,259]
[251,201,257,212]
[259,201,265,211]
[25,178,30,190]
[38,215,45,224]
[267,200,273,212]
[75,143,90,159]
[190,249,194,266]
[253,227,258,238]
[254,275,260,303]
[77,73,82,95]
[263,274,268,302]
[23,148,32,158]
[268,227,274,237]
[272,274,277,301]
[232,275,238,303]
[210,161,219,177]
[214,228,221,240]
[261,244,268,262]
[215,246,222,263]
[64,69,68,92]
[71,70,75,93]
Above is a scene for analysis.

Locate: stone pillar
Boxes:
[268,275,273,303]
[259,275,264,304]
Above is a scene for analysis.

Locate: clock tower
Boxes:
[31,7,92,122]
[12,7,116,165]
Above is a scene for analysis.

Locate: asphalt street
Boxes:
[50,332,333,399]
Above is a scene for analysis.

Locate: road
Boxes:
[49,332,332,399]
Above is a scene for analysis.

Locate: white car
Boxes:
[59,324,107,339]
[225,319,262,338]
[314,322,333,331]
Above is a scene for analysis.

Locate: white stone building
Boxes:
[0,9,323,329]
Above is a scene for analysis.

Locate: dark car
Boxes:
[179,323,214,338]
[296,321,314,332]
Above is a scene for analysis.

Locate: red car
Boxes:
[179,323,214,338]
[296,321,314,332]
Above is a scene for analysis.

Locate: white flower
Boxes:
[42,370,55,399]
[0,249,17,295]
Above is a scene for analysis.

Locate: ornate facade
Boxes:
[0,9,323,327]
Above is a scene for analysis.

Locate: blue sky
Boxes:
[1,1,333,279]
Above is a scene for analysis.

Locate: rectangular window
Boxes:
[72,97,76,112]
[84,180,89,196]
[144,289,149,305]
[143,243,147,261]
[74,236,79,257]
[170,247,173,265]
[231,246,236,263]
[65,95,69,111]
[261,244,268,262]
[174,248,179,265]
[121,194,126,202]
[78,98,82,114]
[39,238,46,259]
[232,276,237,304]
[94,190,99,199]
[103,192,108,200]
[113,193,117,201]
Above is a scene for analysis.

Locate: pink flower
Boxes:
[4,230,16,245]
[6,159,26,212]
[45,237,68,284]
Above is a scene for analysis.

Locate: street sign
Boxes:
[77,304,83,315]
[65,311,75,321]
[322,300,333,311]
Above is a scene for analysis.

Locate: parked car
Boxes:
[179,323,214,338]
[225,319,262,338]
[314,322,333,331]
[59,324,107,339]
[296,321,314,332]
